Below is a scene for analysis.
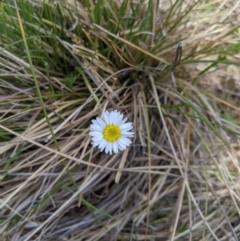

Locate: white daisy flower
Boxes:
[89,110,134,155]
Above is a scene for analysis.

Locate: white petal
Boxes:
[92,120,98,125]
[119,145,125,151]
[120,117,127,125]
[117,139,126,149]
[116,113,123,124]
[122,127,133,132]
[120,122,132,130]
[90,123,102,131]
[122,131,134,137]
[119,136,132,146]
[121,125,133,132]
[92,135,103,142]
[109,143,113,155]
[92,140,101,147]
[98,139,107,151]
[105,142,111,154]
[104,143,108,153]
[91,119,98,125]
[103,112,110,124]
[96,117,106,128]
[109,111,115,123]
[90,131,103,137]
[89,131,102,137]
[113,142,119,153]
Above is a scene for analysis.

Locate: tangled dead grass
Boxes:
[1,0,240,240]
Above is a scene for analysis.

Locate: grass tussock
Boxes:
[1,0,240,240]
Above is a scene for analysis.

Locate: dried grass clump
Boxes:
[1,0,240,240]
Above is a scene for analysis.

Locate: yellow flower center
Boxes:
[103,124,121,142]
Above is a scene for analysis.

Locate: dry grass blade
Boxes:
[1,0,240,240]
